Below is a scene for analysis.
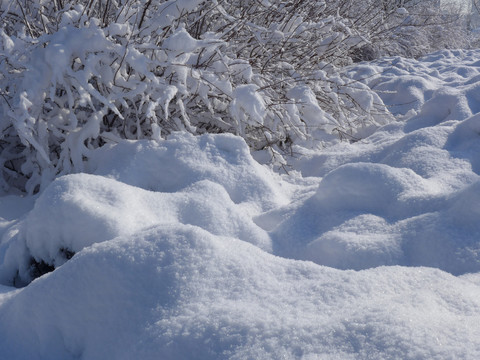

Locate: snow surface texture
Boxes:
[2,49,480,358]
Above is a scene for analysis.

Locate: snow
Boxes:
[287,85,333,126]
[87,133,288,210]
[2,225,480,359]
[3,49,480,358]
[230,84,267,132]
[162,27,202,53]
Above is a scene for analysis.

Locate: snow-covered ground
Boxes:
[2,49,480,359]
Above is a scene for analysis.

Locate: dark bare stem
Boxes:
[15,0,34,38]
[138,0,152,30]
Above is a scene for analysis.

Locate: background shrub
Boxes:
[0,0,474,194]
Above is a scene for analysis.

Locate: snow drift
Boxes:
[1,225,480,359]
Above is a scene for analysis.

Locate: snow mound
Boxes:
[446,113,480,174]
[313,163,437,219]
[1,225,480,359]
[350,50,480,122]
[90,132,287,210]
[274,122,480,273]
[274,50,480,274]
[0,132,289,285]
[0,172,271,285]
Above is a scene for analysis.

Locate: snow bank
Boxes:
[0,133,281,285]
[1,225,480,359]
[276,155,479,274]
[274,50,480,274]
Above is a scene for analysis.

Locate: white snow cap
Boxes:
[230,84,266,132]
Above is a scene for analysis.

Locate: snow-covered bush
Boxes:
[335,0,474,60]
[0,0,471,194]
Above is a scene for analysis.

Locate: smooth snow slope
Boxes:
[1,49,480,358]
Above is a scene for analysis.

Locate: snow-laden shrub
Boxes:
[0,0,396,194]
[337,0,474,59]
[4,0,470,193]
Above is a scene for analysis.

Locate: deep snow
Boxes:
[2,49,480,358]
